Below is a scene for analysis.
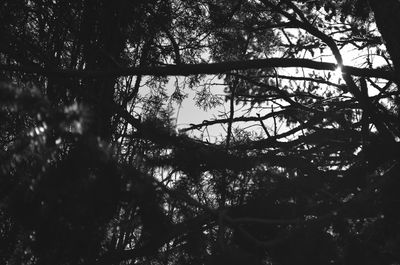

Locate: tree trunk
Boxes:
[80,0,127,140]
[369,0,400,76]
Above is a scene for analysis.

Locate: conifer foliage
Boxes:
[1,1,400,264]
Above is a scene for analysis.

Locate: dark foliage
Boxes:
[1,0,400,264]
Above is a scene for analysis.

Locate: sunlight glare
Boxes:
[334,66,343,76]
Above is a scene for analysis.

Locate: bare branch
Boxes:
[0,58,395,80]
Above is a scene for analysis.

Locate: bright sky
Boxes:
[136,26,390,143]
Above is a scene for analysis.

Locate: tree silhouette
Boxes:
[1,0,400,264]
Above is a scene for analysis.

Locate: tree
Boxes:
[1,0,400,264]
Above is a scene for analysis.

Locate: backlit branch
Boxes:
[0,58,395,80]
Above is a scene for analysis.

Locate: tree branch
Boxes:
[0,58,395,80]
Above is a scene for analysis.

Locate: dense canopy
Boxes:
[1,0,400,264]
